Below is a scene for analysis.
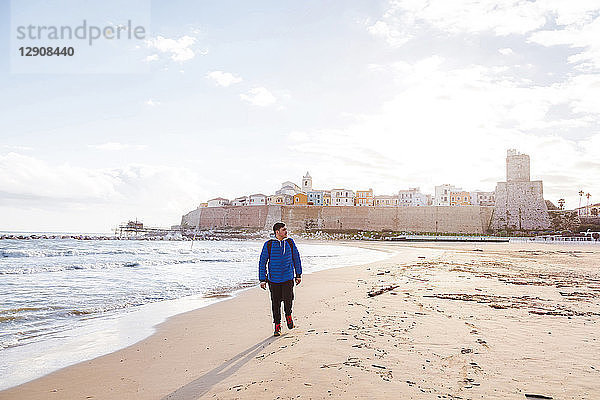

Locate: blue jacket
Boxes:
[259,238,302,283]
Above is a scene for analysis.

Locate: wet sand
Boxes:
[1,242,599,399]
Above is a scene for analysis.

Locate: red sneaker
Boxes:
[274,323,281,336]
[286,315,294,329]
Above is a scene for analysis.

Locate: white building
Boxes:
[374,195,399,207]
[434,184,461,206]
[276,181,301,196]
[230,196,249,206]
[470,191,495,206]
[249,193,267,206]
[207,197,229,207]
[398,187,428,207]
[330,188,355,206]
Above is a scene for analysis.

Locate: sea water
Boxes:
[0,238,389,389]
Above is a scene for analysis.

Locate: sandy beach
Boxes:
[1,241,599,399]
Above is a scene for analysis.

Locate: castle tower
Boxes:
[302,172,312,192]
[506,149,530,182]
[492,150,550,231]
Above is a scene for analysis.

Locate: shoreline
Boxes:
[0,241,410,399]
[0,239,392,392]
[4,231,600,243]
[2,241,599,399]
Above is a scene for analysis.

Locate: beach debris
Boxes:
[524,394,553,399]
[378,369,393,381]
[424,293,600,317]
[447,262,600,294]
[320,357,362,369]
[463,377,478,388]
[371,364,386,369]
[559,291,596,300]
[368,285,400,297]
[469,362,482,370]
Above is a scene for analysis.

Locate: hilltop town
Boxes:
[200,174,494,209]
[197,172,493,209]
[181,150,598,236]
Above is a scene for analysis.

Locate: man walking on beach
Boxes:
[259,222,302,336]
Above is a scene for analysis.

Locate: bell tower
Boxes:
[302,172,312,192]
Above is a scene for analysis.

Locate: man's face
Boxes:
[276,226,288,239]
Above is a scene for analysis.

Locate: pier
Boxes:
[115,220,181,238]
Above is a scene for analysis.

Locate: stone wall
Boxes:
[182,205,494,234]
[492,181,550,231]
[181,205,272,229]
[282,206,493,233]
[181,208,201,229]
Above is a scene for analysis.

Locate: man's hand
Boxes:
[295,277,301,286]
[260,282,267,290]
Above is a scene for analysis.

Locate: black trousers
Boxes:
[268,279,294,324]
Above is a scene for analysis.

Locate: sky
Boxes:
[1,0,599,233]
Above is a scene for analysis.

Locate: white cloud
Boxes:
[0,152,120,202]
[145,54,159,62]
[0,153,207,231]
[2,144,33,151]
[499,48,514,55]
[287,57,600,207]
[369,1,600,70]
[367,20,411,47]
[145,99,160,106]
[529,16,600,71]
[240,87,277,107]
[288,131,309,142]
[145,35,198,62]
[367,0,548,47]
[88,142,147,151]
[206,71,243,87]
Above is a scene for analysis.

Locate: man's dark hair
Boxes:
[273,222,285,233]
